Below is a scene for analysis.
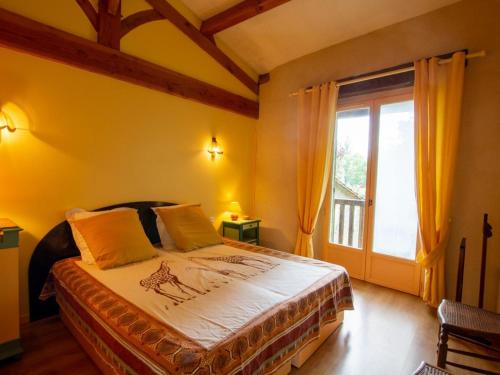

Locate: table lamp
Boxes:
[228,201,242,221]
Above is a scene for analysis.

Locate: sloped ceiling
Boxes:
[182,0,461,73]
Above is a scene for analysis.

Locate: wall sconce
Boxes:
[207,136,223,160]
[0,111,15,133]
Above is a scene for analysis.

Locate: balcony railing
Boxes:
[330,198,365,248]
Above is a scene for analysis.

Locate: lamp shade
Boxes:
[0,111,15,132]
[207,136,223,159]
[228,201,242,213]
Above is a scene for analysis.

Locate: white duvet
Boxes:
[77,244,338,349]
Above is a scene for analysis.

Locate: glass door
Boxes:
[371,100,418,260]
[324,91,421,295]
[326,106,371,279]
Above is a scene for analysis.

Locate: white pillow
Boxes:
[153,204,200,250]
[65,207,133,264]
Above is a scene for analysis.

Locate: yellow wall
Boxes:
[0,0,257,320]
[256,0,500,311]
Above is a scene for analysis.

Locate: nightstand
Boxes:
[0,219,23,360]
[222,219,261,245]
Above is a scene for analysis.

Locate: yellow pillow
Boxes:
[156,205,222,251]
[73,210,157,269]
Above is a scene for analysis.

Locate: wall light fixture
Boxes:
[207,136,223,160]
[0,111,15,133]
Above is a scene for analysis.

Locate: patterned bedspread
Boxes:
[47,239,354,375]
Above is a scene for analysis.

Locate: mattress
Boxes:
[46,239,354,375]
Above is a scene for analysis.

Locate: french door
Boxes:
[323,90,421,295]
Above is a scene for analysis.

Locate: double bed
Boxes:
[29,202,354,375]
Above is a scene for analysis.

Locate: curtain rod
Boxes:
[289,50,486,97]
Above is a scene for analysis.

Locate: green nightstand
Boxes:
[0,219,23,361]
[222,219,261,245]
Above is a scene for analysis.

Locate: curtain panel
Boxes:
[414,51,466,307]
[295,82,339,258]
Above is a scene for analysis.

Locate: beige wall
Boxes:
[0,0,257,320]
[256,0,500,311]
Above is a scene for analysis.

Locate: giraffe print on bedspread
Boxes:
[140,255,279,309]
[185,266,252,281]
[188,255,278,272]
[140,261,208,308]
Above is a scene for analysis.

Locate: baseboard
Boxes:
[0,339,23,361]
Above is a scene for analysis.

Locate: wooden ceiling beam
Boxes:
[98,0,121,49]
[0,8,259,119]
[107,0,121,16]
[145,0,259,95]
[121,9,165,38]
[258,73,270,85]
[201,0,291,36]
[75,0,98,31]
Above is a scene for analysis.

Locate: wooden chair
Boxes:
[412,361,451,375]
[437,214,500,374]
[437,300,500,373]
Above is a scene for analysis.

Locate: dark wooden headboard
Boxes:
[28,201,176,321]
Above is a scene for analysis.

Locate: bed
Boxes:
[29,202,354,375]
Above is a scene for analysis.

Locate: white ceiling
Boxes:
[182,0,461,74]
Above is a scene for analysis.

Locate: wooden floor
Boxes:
[1,279,498,375]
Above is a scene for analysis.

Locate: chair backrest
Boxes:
[456,238,466,302]
[479,213,493,308]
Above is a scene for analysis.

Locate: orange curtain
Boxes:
[295,82,339,258]
[414,52,466,307]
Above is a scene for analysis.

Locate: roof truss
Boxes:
[145,0,258,94]
[76,0,260,94]
[121,9,164,38]
[75,0,98,31]
[0,7,258,118]
[201,0,291,36]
